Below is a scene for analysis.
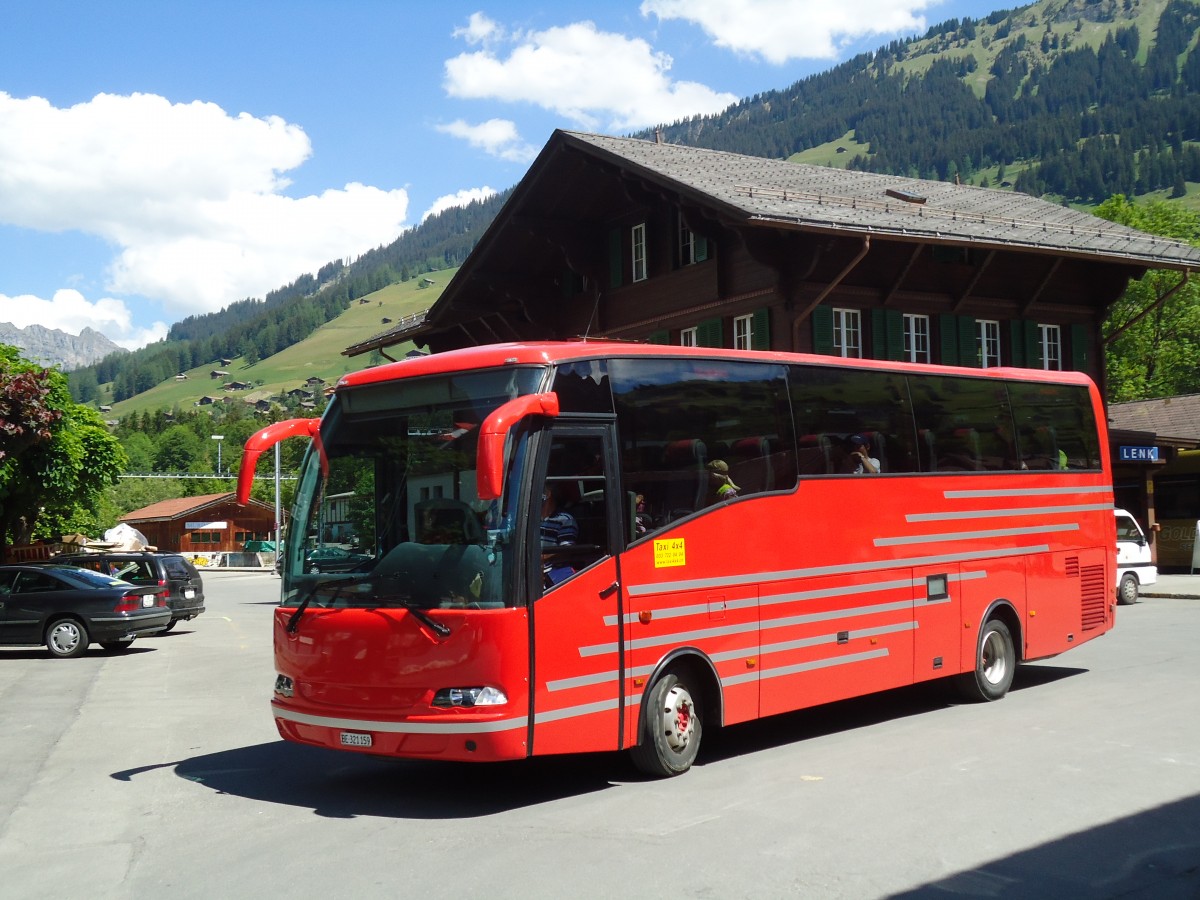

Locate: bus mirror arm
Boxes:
[477,392,560,501]
[237,417,321,505]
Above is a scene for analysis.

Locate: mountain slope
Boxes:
[0,322,126,370]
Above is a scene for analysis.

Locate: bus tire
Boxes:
[630,672,702,777]
[956,618,1015,702]
[1117,573,1139,605]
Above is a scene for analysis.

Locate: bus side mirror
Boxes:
[477,393,560,501]
[237,418,321,504]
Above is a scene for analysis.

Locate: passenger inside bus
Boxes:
[706,459,740,502]
[842,434,880,474]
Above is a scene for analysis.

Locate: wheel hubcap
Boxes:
[982,630,1008,685]
[660,684,696,752]
[51,623,80,654]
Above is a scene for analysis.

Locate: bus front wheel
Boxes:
[957,618,1015,702]
[631,672,702,777]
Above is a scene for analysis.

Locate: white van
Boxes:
[1115,508,1157,604]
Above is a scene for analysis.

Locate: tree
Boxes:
[0,345,127,553]
[1096,196,1200,400]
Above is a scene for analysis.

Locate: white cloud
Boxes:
[444,19,738,131]
[452,11,505,46]
[422,186,500,223]
[436,118,538,163]
[641,0,933,64]
[0,288,168,350]
[0,92,410,320]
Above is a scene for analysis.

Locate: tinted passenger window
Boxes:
[789,366,917,474]
[908,376,1017,472]
[610,358,797,537]
[1007,381,1100,470]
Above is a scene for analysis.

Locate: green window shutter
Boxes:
[872,309,903,360]
[812,305,834,355]
[1009,320,1038,367]
[609,228,623,290]
[1070,324,1088,371]
[697,317,723,348]
[939,314,960,365]
[646,329,669,345]
[752,307,771,350]
[958,316,978,367]
[1025,321,1043,369]
[694,236,709,262]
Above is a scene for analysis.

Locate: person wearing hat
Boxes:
[847,434,879,474]
[707,459,740,503]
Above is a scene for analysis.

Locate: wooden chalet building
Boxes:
[347,130,1200,382]
[344,129,1200,518]
[120,493,276,555]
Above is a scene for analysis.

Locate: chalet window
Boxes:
[1040,324,1062,370]
[978,320,1001,368]
[680,326,698,347]
[832,308,862,358]
[903,314,931,363]
[678,215,708,266]
[632,223,647,282]
[734,313,753,350]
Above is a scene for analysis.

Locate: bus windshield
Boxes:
[280,366,545,610]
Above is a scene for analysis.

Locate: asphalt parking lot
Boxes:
[2,570,1199,899]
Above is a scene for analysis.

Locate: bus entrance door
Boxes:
[530,424,626,756]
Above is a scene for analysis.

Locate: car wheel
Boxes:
[159,619,178,633]
[956,618,1015,702]
[100,640,135,652]
[45,618,89,659]
[1117,573,1139,606]
[630,671,703,777]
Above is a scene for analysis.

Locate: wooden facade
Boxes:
[347,130,1200,399]
[120,493,276,554]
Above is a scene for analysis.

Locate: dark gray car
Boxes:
[53,552,205,631]
[0,564,170,657]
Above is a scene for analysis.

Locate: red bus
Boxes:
[238,341,1115,777]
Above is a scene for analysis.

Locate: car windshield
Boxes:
[280,366,544,610]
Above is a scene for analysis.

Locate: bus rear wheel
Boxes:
[630,672,702,777]
[956,618,1015,702]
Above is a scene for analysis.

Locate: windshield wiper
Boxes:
[396,598,452,638]
[286,575,357,633]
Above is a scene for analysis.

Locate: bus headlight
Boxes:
[432,686,507,708]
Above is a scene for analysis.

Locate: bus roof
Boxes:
[336,340,1100,392]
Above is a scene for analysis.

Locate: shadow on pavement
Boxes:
[114,664,1087,820]
[889,793,1200,899]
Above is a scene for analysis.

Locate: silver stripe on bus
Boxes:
[606,576,913,627]
[875,523,1077,547]
[582,597,917,657]
[273,706,529,734]
[533,697,621,724]
[945,485,1112,499]
[723,648,890,687]
[627,544,1050,596]
[552,621,917,692]
[907,502,1113,523]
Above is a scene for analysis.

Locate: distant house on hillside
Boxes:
[195,395,224,406]
[304,377,325,387]
[175,373,188,381]
[210,369,229,379]
[223,381,250,392]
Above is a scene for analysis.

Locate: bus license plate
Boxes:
[340,731,373,748]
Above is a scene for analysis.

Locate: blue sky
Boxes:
[0,0,996,350]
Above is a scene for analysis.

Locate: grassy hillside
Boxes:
[108,269,455,419]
